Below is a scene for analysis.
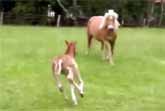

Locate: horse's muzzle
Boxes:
[108,25,114,32]
[109,28,114,32]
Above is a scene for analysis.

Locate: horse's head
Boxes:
[65,40,77,57]
[100,10,120,32]
[104,14,116,31]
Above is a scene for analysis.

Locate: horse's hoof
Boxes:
[80,93,84,98]
[109,60,114,65]
[110,62,115,66]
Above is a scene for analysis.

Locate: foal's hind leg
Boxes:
[52,61,68,99]
[67,67,82,105]
[52,61,63,92]
[73,67,84,97]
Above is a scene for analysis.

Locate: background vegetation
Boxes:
[0,0,165,26]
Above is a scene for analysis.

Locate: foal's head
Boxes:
[65,40,77,57]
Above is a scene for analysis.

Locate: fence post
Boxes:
[57,14,61,27]
[0,11,4,25]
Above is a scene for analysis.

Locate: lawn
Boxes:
[0,26,165,111]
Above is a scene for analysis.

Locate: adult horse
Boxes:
[87,10,120,64]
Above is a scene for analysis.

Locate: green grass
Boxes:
[0,26,165,111]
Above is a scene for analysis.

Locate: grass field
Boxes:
[0,26,165,111]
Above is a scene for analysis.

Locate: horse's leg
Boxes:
[110,41,115,56]
[104,41,114,65]
[87,34,93,54]
[110,36,116,56]
[102,41,106,60]
[102,41,109,60]
[101,41,104,51]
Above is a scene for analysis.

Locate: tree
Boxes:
[159,0,164,26]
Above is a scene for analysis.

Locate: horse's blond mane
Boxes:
[99,9,120,30]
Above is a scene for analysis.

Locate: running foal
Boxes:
[52,40,84,105]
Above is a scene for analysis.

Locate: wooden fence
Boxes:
[0,11,164,27]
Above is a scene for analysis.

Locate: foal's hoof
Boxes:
[73,102,78,105]
[59,87,63,92]
[85,51,89,55]
[111,62,115,66]
[64,96,69,100]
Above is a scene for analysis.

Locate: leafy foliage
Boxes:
[0,0,164,26]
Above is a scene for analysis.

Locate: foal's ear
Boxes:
[65,40,69,45]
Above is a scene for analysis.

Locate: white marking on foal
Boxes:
[54,59,69,100]
[71,59,84,95]
[54,60,63,91]
[55,59,62,75]
[70,84,78,105]
[67,67,79,105]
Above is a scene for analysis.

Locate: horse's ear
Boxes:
[65,40,69,45]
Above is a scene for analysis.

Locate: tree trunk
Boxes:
[0,11,3,25]
[159,0,164,26]
[72,0,78,25]
[56,14,61,27]
[148,1,155,26]
[56,0,70,17]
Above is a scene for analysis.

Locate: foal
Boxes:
[52,40,84,105]
[87,10,120,64]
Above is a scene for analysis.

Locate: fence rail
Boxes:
[0,12,165,27]
[0,12,89,26]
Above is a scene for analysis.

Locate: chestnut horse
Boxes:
[52,40,84,105]
[87,10,120,64]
